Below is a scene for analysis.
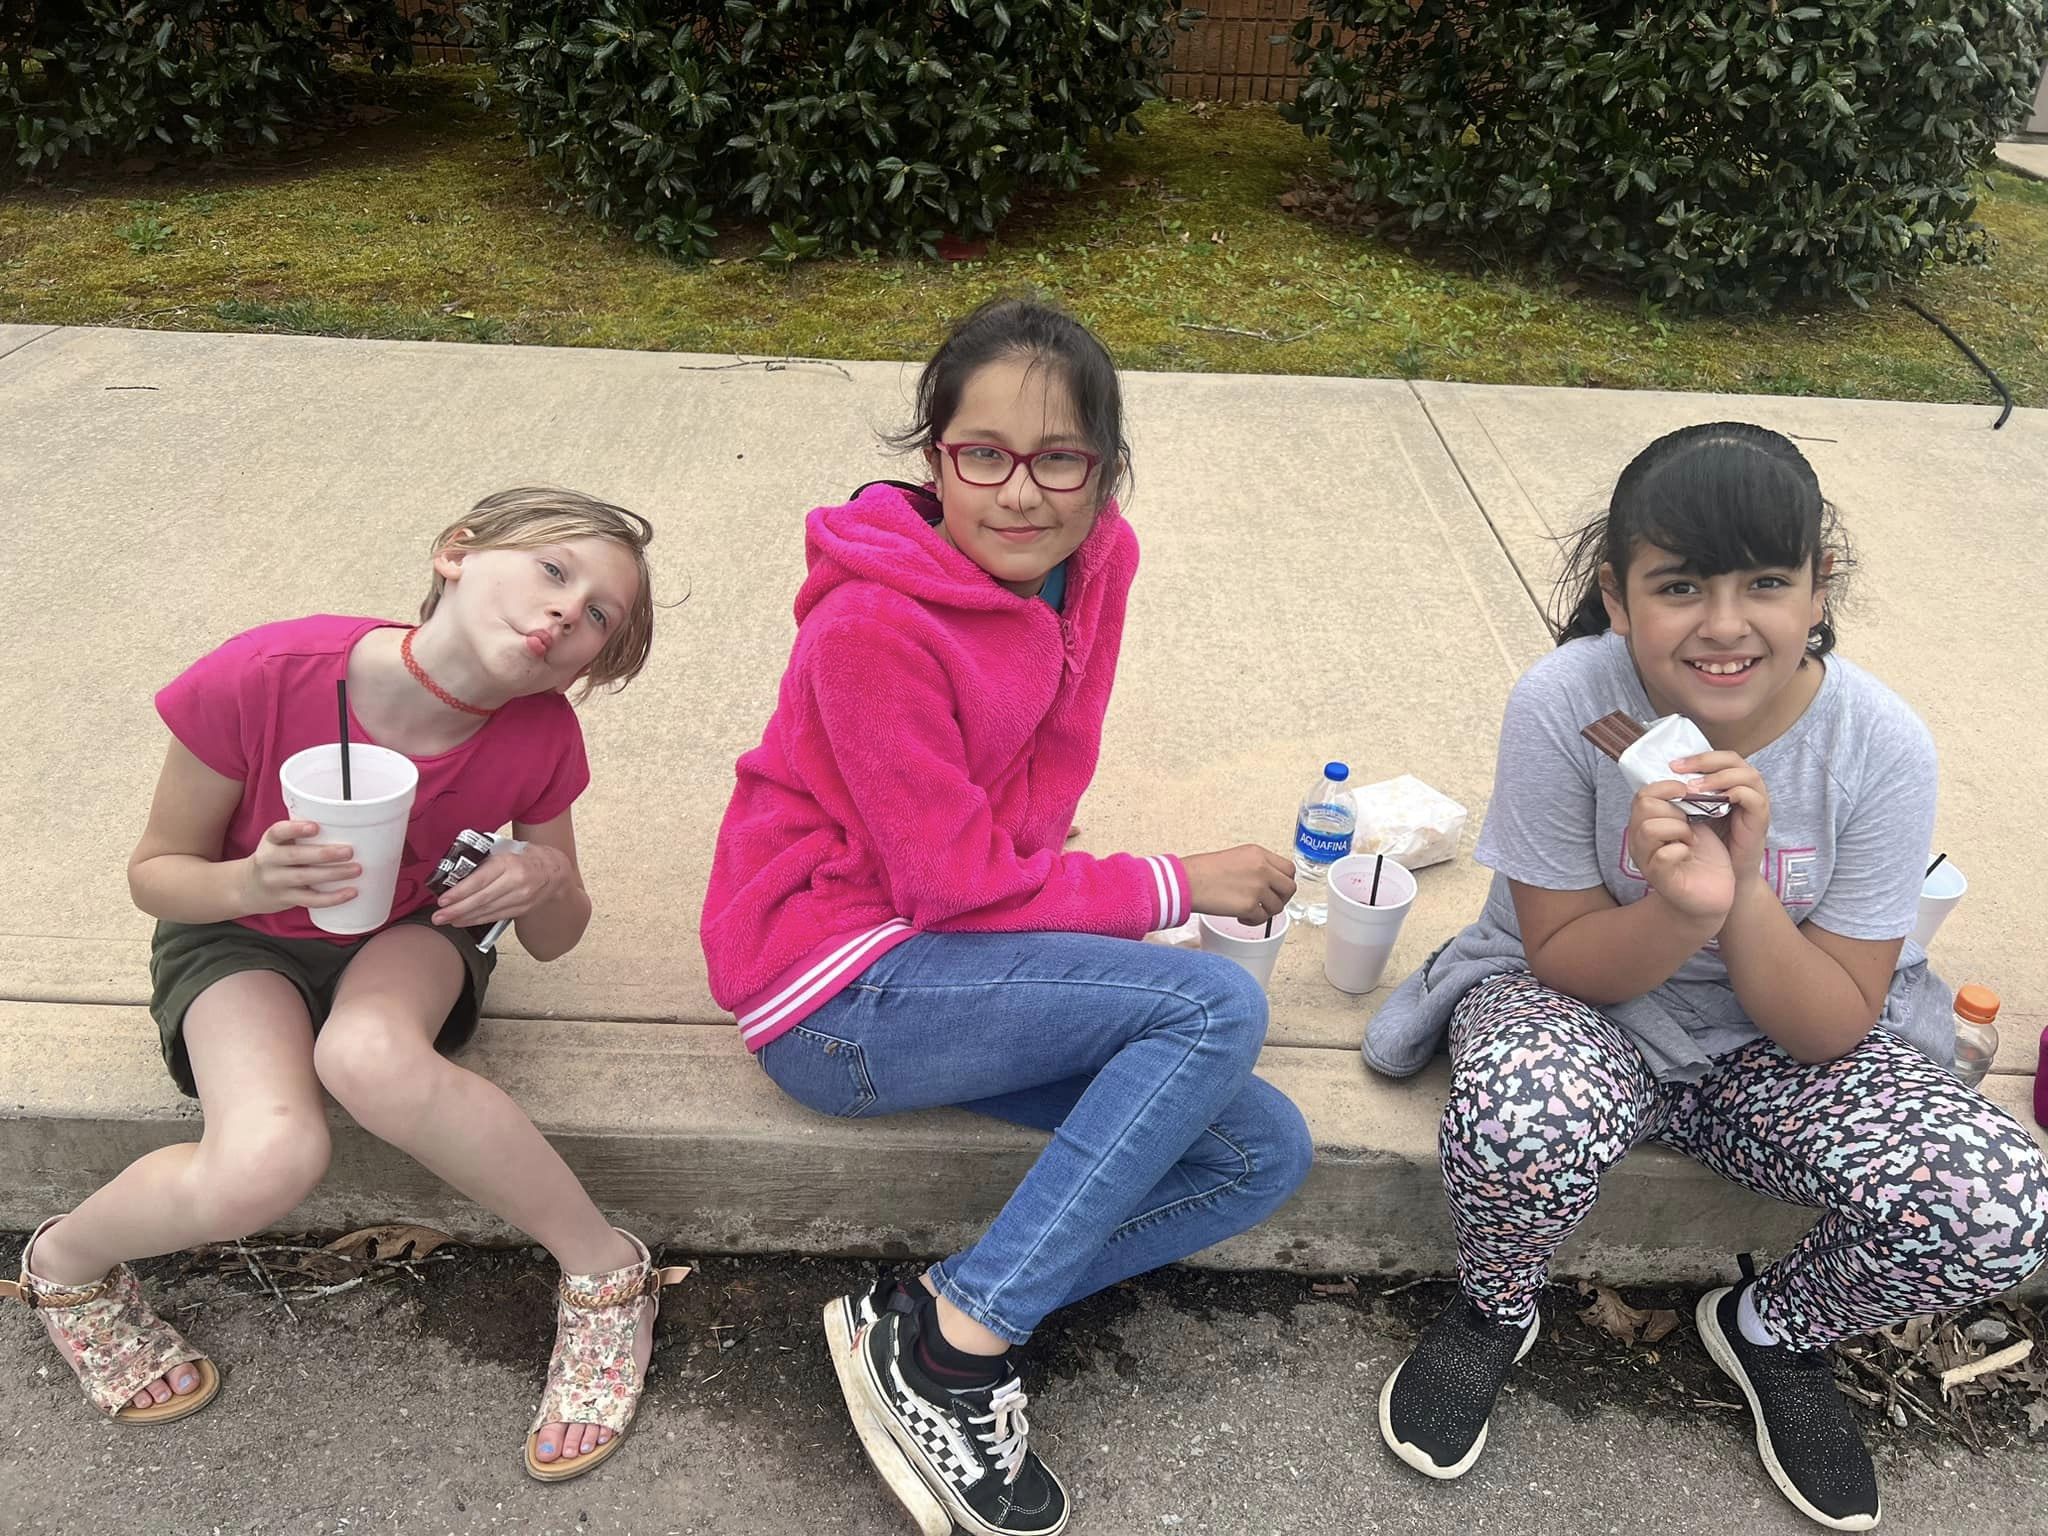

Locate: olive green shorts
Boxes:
[148,909,497,1099]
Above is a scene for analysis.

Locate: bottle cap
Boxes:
[1954,984,2000,1025]
[1324,762,1350,781]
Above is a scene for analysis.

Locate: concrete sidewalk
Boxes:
[1996,139,2048,179]
[1,326,2042,1284]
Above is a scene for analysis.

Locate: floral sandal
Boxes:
[2,1216,219,1425]
[525,1227,690,1482]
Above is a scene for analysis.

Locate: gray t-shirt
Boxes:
[1364,631,1949,1082]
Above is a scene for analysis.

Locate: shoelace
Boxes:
[968,1378,1031,1483]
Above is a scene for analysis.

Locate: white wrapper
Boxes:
[1349,774,1469,870]
[1617,715,1732,817]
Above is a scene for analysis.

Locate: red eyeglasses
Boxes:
[936,441,1102,492]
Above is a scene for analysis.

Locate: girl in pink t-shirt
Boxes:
[6,489,682,1482]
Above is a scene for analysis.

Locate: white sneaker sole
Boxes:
[1379,1311,1539,1480]
[822,1301,954,1536]
[1696,1287,1881,1532]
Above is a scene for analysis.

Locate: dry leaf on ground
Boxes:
[324,1224,453,1263]
[1575,1281,1680,1346]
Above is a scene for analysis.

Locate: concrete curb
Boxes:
[5,1000,2041,1292]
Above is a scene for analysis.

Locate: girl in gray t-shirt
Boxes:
[1370,423,2046,1533]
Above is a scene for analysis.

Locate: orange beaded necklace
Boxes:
[400,627,498,718]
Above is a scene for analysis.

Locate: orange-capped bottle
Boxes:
[1951,984,1999,1090]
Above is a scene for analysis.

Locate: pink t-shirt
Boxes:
[155,615,590,941]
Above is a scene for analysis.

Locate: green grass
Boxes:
[4,68,2046,405]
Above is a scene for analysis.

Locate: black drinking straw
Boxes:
[1264,916,1273,938]
[1368,853,1385,906]
[337,679,353,800]
[1926,851,1947,880]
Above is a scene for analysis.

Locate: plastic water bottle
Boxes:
[1288,761,1357,926]
[1950,984,2000,1090]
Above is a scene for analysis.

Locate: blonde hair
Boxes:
[421,487,656,699]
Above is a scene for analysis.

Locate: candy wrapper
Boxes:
[428,829,498,893]
[1582,711,1731,819]
[427,829,526,952]
[1349,774,1468,870]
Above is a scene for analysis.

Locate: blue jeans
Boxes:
[757,931,1314,1345]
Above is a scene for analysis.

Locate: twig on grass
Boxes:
[1175,321,1326,344]
[289,1275,371,1301]
[1940,1341,2034,1393]
[677,355,853,381]
[1841,1348,1942,1429]
[237,1241,298,1324]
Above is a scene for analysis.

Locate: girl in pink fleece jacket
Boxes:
[701,299,1312,1536]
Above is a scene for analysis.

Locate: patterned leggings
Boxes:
[1443,974,2048,1349]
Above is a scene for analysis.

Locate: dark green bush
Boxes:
[1284,1,2048,311]
[463,0,1187,261]
[4,0,427,172]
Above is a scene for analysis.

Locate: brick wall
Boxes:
[390,2,1324,101]
[1165,1,1315,104]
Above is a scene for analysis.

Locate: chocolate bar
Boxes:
[1582,711,1646,762]
[1581,710,1731,817]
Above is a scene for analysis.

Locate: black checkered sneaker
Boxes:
[855,1308,1069,1536]
[835,1270,922,1343]
[1697,1281,1881,1531]
[1379,1296,1540,1479]
[822,1283,951,1536]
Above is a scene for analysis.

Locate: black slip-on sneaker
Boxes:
[1697,1281,1881,1531]
[1379,1296,1541,1479]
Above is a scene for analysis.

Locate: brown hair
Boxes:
[421,487,655,699]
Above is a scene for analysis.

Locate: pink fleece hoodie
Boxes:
[701,482,1189,1051]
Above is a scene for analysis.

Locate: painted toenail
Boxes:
[539,1442,554,1454]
